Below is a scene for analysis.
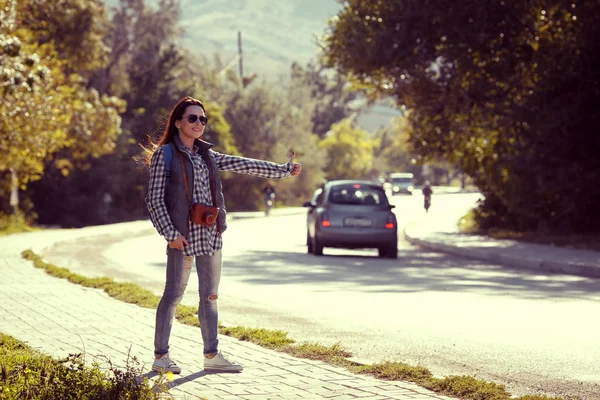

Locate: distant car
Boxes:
[389,172,414,195]
[303,180,398,258]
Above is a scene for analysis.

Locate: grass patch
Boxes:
[20,249,565,400]
[426,375,511,400]
[0,212,38,236]
[457,211,600,251]
[218,326,294,349]
[22,250,161,310]
[217,326,352,366]
[352,360,433,382]
[0,333,167,399]
[283,342,352,366]
[354,363,562,400]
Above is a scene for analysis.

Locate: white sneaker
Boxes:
[152,353,182,374]
[204,352,243,372]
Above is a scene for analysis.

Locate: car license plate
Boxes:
[344,217,372,227]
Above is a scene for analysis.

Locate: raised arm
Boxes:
[211,151,293,179]
[145,147,181,242]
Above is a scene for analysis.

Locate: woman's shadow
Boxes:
[143,369,211,390]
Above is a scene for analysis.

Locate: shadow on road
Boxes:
[222,247,600,301]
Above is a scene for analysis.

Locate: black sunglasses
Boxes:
[185,114,208,125]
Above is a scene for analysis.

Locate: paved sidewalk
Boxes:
[404,215,600,279]
[0,224,452,400]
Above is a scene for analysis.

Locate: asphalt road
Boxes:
[40,192,600,400]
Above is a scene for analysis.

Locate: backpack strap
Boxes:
[162,143,173,178]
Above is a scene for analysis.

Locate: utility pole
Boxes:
[238,30,244,87]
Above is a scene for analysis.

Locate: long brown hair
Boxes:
[142,96,206,165]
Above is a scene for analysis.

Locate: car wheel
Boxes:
[307,232,313,253]
[378,243,398,259]
[386,243,398,259]
[313,235,324,256]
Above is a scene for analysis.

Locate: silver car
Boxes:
[303,180,398,258]
[389,172,414,195]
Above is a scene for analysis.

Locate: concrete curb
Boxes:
[404,228,600,279]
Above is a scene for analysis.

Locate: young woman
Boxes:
[145,96,301,374]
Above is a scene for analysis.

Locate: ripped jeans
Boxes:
[154,248,222,356]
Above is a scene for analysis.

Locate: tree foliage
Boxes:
[4,0,438,227]
[16,0,110,75]
[322,0,600,232]
[0,0,123,194]
[319,118,376,181]
[371,116,419,178]
[27,0,195,225]
[221,81,326,210]
[289,62,358,138]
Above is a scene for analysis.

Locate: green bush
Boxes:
[426,375,510,400]
[0,333,167,400]
[0,212,37,236]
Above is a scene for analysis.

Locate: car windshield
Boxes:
[391,177,412,183]
[328,184,389,206]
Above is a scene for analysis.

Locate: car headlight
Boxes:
[393,186,399,191]
[408,186,413,191]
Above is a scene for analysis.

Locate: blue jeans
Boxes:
[154,248,222,356]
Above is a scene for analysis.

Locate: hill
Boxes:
[105,0,342,79]
[103,0,400,131]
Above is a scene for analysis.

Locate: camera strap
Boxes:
[177,150,217,208]
[178,152,192,206]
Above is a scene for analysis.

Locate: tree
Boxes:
[26,0,190,225]
[372,116,418,177]
[290,62,358,138]
[322,0,600,232]
[0,0,123,203]
[319,119,376,181]
[15,0,110,75]
[221,81,326,209]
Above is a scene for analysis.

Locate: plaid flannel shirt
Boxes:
[147,145,293,256]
